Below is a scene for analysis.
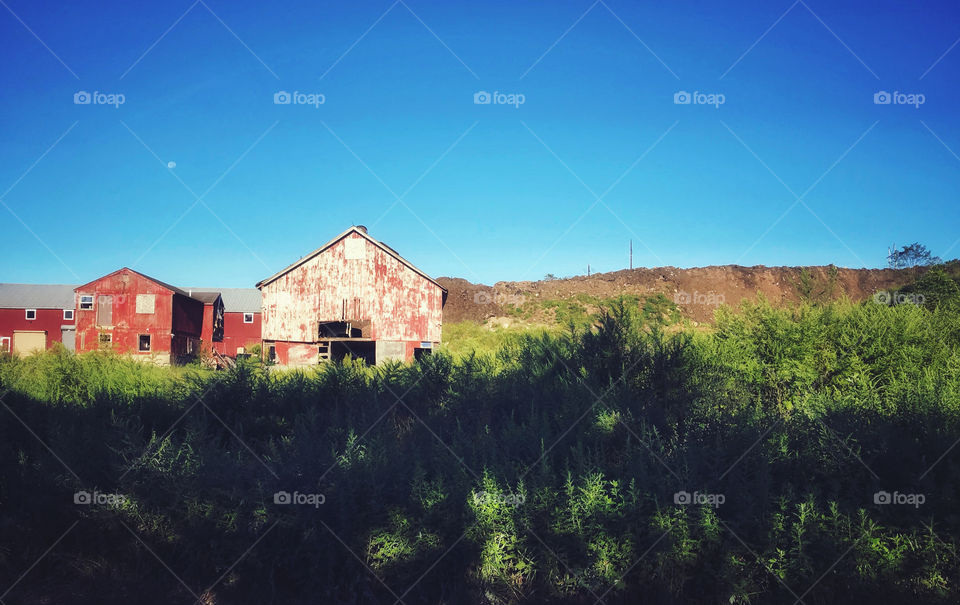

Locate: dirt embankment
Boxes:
[438,265,921,324]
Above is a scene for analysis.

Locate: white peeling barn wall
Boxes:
[258,227,445,367]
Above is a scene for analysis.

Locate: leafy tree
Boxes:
[887,242,942,269]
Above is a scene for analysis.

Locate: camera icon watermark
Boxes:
[874,490,925,508]
[74,90,126,108]
[674,90,725,108]
[74,490,127,506]
[473,90,525,108]
[674,290,725,307]
[274,490,325,508]
[674,490,725,507]
[872,291,925,306]
[473,491,525,508]
[873,90,925,108]
[273,91,325,108]
[673,490,727,508]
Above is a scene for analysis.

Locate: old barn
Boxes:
[256,226,446,366]
[74,268,204,364]
[188,287,262,357]
[0,284,77,354]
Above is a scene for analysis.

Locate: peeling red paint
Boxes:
[259,229,444,365]
[74,268,203,365]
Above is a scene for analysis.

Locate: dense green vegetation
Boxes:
[2,272,960,603]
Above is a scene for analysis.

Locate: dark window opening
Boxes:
[267,345,276,362]
[414,347,432,361]
[319,320,368,339]
[331,341,375,365]
[63,309,74,320]
[139,334,151,352]
[25,309,36,320]
[243,313,254,324]
[79,295,94,310]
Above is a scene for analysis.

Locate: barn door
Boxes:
[13,331,46,355]
[61,327,76,351]
[97,295,113,326]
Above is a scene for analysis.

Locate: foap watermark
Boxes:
[473,491,525,508]
[674,290,725,307]
[74,490,127,507]
[873,90,925,108]
[473,291,524,306]
[474,90,525,108]
[872,291,925,306]
[674,490,725,508]
[274,490,325,508]
[874,490,925,508]
[274,91,325,108]
[74,90,125,108]
[674,90,725,108]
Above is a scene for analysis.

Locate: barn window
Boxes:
[243,313,254,324]
[25,309,36,320]
[136,294,155,314]
[138,334,151,352]
[79,295,94,310]
[267,345,276,362]
[0,337,10,352]
[97,295,113,326]
[63,309,74,320]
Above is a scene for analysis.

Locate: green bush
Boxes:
[1,298,959,603]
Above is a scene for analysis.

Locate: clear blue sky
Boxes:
[1,0,959,287]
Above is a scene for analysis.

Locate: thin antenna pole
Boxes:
[629,240,633,270]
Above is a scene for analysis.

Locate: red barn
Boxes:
[74,268,204,364]
[256,226,446,366]
[0,284,77,354]
[187,288,262,357]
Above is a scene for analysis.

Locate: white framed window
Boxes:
[25,309,36,320]
[243,313,254,324]
[63,309,74,320]
[0,337,10,352]
[138,334,151,352]
[136,294,156,314]
[236,347,245,355]
[79,295,94,310]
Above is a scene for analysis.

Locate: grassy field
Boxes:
[2,271,960,603]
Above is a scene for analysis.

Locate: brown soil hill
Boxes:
[438,265,920,324]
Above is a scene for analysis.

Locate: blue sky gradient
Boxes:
[1,0,959,286]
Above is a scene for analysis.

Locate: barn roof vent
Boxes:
[355,225,368,234]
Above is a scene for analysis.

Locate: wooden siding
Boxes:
[260,232,443,347]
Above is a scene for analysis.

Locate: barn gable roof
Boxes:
[255,227,447,293]
[74,268,200,301]
[0,284,77,309]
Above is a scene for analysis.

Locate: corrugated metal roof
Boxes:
[187,288,261,313]
[0,284,77,309]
